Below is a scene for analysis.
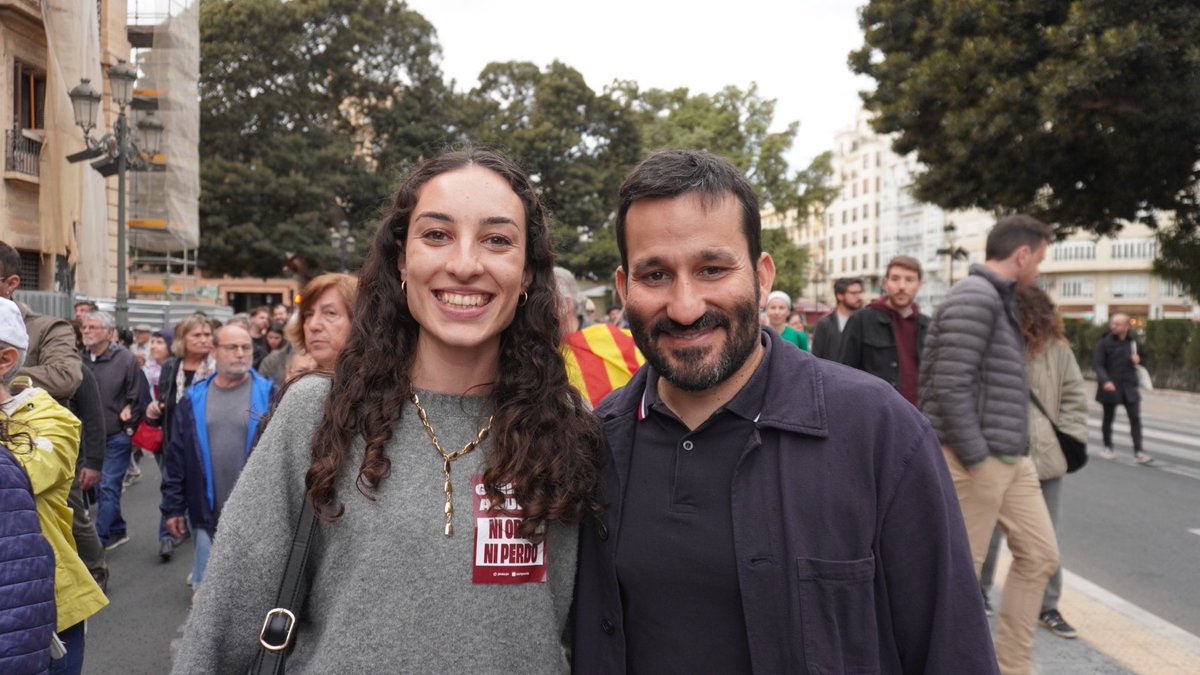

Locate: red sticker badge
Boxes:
[472,475,548,584]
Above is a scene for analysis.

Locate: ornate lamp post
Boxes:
[66,60,164,328]
[935,222,969,287]
[329,220,356,273]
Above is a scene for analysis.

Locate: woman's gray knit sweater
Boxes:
[171,376,577,674]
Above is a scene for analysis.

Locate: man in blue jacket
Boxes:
[157,325,274,597]
[572,150,995,674]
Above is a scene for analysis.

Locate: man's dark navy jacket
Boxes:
[572,329,997,674]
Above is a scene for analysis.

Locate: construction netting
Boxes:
[39,0,106,281]
[130,0,200,252]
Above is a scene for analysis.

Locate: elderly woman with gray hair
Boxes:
[764,289,808,350]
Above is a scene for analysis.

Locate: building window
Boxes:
[852,182,858,198]
[863,154,869,169]
[1111,273,1148,298]
[875,151,881,167]
[841,210,847,224]
[1050,241,1096,261]
[875,176,880,191]
[863,204,869,218]
[841,258,846,272]
[13,62,46,130]
[862,254,869,269]
[1160,277,1182,298]
[1058,275,1095,298]
[851,257,857,271]
[842,234,848,248]
[1110,238,1157,260]
[863,178,869,194]
[851,232,858,246]
[875,202,880,218]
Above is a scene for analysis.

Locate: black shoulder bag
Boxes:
[1029,391,1088,473]
[248,500,318,675]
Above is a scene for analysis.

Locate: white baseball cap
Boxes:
[0,297,28,349]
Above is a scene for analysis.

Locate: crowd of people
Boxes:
[0,146,1155,675]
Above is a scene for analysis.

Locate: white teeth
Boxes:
[436,291,489,308]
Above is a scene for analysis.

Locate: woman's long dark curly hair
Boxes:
[305,147,602,539]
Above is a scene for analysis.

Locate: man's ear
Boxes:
[615,267,628,307]
[756,253,776,308]
[0,346,19,382]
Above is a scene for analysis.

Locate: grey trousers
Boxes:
[980,476,1063,613]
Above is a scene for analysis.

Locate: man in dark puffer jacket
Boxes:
[0,445,56,674]
[919,214,1056,675]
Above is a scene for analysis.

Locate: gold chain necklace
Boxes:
[408,391,494,537]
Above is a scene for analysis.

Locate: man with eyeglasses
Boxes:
[156,324,274,599]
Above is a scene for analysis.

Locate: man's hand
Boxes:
[1103,381,1117,393]
[119,404,132,422]
[166,516,187,541]
[146,400,163,420]
[79,468,101,491]
[1131,353,1141,366]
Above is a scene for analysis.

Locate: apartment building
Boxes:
[761,205,829,311]
[2,0,197,303]
[1041,223,1195,322]
[822,109,887,296]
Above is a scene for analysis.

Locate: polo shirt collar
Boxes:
[638,330,773,425]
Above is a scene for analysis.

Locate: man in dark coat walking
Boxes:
[1093,313,1150,463]
[810,277,863,359]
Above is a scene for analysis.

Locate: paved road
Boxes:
[85,455,191,674]
[1057,388,1200,637]
[81,387,1200,673]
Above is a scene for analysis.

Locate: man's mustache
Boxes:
[651,311,731,337]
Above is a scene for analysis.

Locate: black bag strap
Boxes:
[1028,390,1060,431]
[249,499,318,675]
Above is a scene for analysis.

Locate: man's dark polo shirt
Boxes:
[614,334,773,674]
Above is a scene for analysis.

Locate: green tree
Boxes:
[460,61,642,279]
[199,0,456,279]
[850,2,1200,273]
[614,82,835,215]
[762,228,809,301]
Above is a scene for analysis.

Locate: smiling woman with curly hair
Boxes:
[173,148,603,674]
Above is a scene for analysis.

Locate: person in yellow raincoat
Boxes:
[0,297,107,674]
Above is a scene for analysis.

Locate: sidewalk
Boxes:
[991,549,1200,674]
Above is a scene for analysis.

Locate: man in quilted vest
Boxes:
[919,215,1056,675]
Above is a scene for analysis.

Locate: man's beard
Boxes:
[627,293,762,393]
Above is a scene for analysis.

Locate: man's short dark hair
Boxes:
[833,277,863,297]
[885,255,923,280]
[251,305,271,318]
[0,241,21,279]
[615,150,761,270]
[986,214,1054,261]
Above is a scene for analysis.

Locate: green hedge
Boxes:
[1064,318,1200,392]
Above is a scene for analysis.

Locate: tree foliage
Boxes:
[762,228,809,301]
[198,0,454,278]
[850,1,1200,286]
[198,1,833,281]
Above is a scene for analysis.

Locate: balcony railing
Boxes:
[5,127,41,177]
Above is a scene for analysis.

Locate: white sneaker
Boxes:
[1100,447,1115,460]
[1134,452,1154,465]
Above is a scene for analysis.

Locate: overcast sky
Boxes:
[405,0,874,169]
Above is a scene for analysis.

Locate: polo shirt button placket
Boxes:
[601,618,614,635]
[682,440,694,452]
[597,521,609,541]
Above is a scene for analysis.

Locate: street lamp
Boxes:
[935,222,969,287]
[66,59,163,328]
[329,220,356,273]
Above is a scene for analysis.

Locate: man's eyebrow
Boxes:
[630,256,667,276]
[630,249,738,275]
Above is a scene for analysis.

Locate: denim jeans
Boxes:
[192,527,214,588]
[96,433,132,544]
[48,621,85,675]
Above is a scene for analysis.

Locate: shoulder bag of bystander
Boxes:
[1029,391,1087,472]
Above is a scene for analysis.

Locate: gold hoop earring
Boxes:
[401,279,407,293]
[518,291,528,307]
